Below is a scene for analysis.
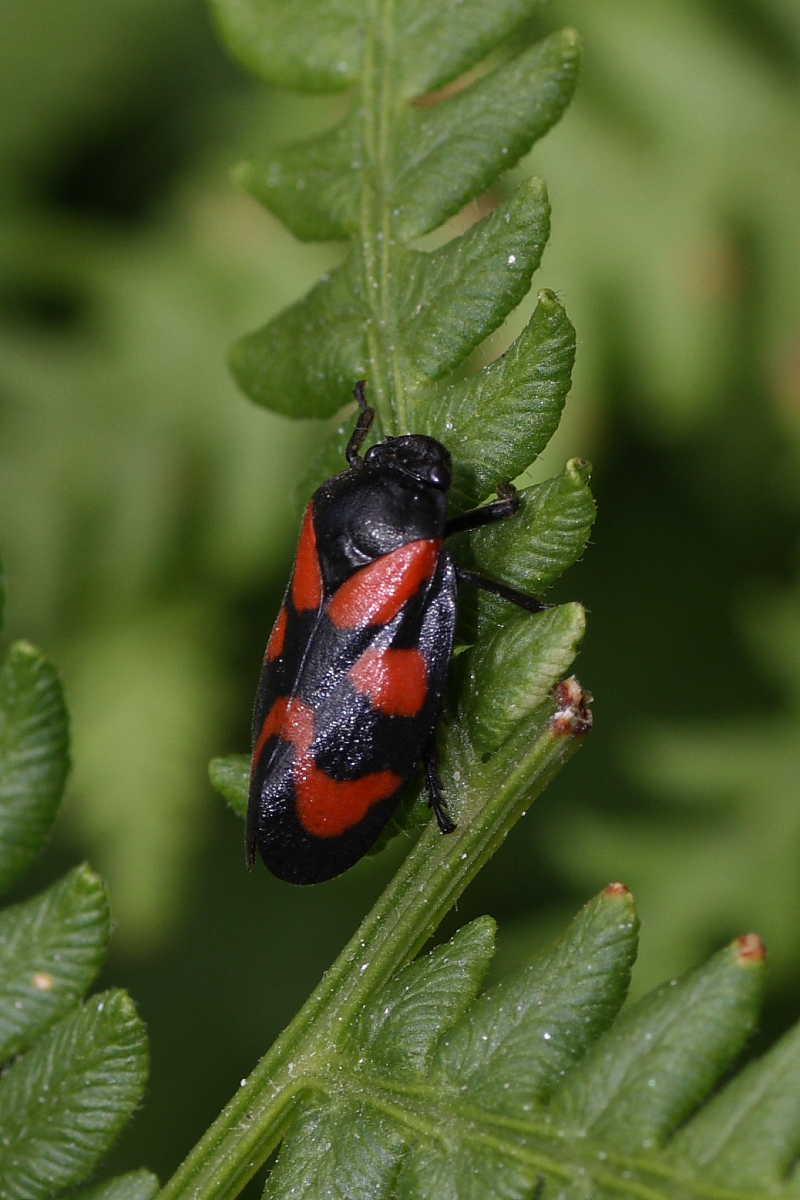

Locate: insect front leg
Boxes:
[448,482,550,614]
[445,481,520,537]
[423,737,456,834]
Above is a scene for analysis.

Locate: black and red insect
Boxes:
[248,382,546,884]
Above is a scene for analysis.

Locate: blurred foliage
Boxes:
[0,0,330,951]
[1,0,798,1186]
[511,0,800,460]
[613,581,800,995]
[0,576,154,1197]
[491,0,800,1002]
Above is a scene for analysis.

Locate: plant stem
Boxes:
[159,692,589,1200]
[359,0,407,434]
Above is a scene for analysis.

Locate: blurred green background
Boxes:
[1,0,798,1185]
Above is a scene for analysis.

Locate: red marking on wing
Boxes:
[253,694,401,838]
[328,539,441,629]
[265,606,288,661]
[350,648,428,716]
[292,504,323,611]
[296,765,402,837]
[252,696,315,767]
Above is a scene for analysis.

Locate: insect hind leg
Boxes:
[424,738,456,834]
[346,380,375,466]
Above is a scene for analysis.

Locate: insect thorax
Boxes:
[313,460,448,592]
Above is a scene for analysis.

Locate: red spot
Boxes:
[265,607,288,661]
[604,881,631,897]
[735,933,766,963]
[551,676,593,737]
[292,504,323,612]
[350,648,428,716]
[296,764,402,837]
[253,693,403,838]
[252,697,315,767]
[328,540,441,629]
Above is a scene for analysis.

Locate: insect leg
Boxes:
[424,738,456,834]
[456,565,549,614]
[346,379,375,466]
[445,482,520,537]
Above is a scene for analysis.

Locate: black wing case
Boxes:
[247,501,327,867]
[249,541,456,884]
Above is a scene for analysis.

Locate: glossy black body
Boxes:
[249,435,458,884]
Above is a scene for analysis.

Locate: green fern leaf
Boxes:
[0,864,110,1060]
[0,641,69,895]
[427,290,576,511]
[0,579,155,1195]
[67,1170,160,1200]
[462,602,586,755]
[209,754,249,821]
[0,990,148,1200]
[670,1018,800,1189]
[264,890,800,1200]
[219,0,580,450]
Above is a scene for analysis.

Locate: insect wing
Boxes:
[249,538,456,883]
[248,503,325,861]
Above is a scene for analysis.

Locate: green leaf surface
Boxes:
[357,917,497,1078]
[434,887,638,1115]
[228,9,581,443]
[238,30,578,245]
[395,1142,534,1200]
[549,935,766,1150]
[0,641,69,896]
[427,290,576,510]
[0,864,110,1061]
[210,0,363,92]
[464,459,595,635]
[68,1170,160,1200]
[267,926,502,1200]
[389,29,580,242]
[229,253,366,418]
[394,0,552,98]
[265,1096,404,1200]
[209,754,249,821]
[212,0,554,102]
[0,990,148,1200]
[264,887,636,1200]
[197,740,800,1200]
[462,602,586,754]
[236,116,360,242]
[400,180,550,386]
[670,1017,800,1188]
[231,178,551,423]
[256,888,800,1200]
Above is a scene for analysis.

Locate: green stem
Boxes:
[159,698,588,1200]
[359,0,407,434]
